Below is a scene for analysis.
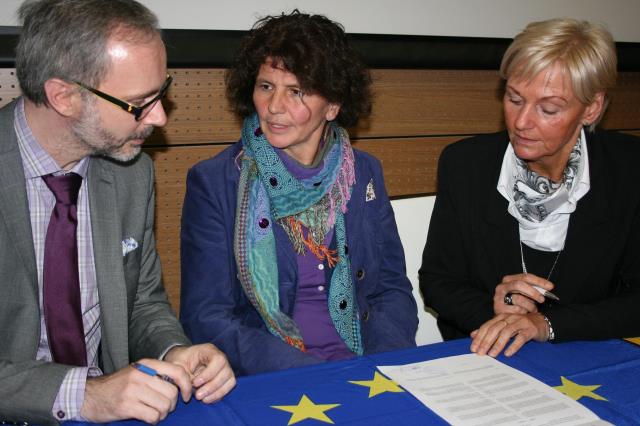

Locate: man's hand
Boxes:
[80,359,192,424]
[165,343,236,403]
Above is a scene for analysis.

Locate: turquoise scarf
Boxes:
[234,113,363,355]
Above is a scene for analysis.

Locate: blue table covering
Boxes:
[68,338,640,425]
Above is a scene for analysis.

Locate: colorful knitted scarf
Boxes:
[234,113,363,355]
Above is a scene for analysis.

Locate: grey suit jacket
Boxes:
[0,100,190,424]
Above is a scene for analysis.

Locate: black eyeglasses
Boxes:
[75,74,173,121]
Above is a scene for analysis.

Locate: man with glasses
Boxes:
[0,0,235,424]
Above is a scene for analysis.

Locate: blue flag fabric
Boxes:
[67,338,640,425]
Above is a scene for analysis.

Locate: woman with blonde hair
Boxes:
[420,18,640,357]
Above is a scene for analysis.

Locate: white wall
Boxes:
[2,0,640,42]
[391,196,439,345]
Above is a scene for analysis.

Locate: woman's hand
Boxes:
[470,313,549,357]
[493,273,554,315]
[164,344,236,403]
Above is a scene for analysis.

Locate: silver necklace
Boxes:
[519,240,562,280]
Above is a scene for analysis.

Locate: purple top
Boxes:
[275,148,354,361]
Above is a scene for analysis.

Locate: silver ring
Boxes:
[504,293,513,305]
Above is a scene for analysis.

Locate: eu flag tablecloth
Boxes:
[67,338,640,425]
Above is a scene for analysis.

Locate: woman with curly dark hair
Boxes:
[179,11,417,375]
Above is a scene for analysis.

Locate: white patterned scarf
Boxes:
[497,129,590,251]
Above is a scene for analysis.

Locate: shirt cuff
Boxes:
[160,343,187,361]
[52,366,103,422]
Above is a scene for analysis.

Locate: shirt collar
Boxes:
[14,97,90,180]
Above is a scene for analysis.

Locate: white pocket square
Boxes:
[122,237,138,256]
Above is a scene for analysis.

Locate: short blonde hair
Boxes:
[500,18,617,129]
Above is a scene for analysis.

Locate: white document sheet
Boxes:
[378,354,610,426]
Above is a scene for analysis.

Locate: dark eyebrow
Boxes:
[504,84,522,96]
[254,77,273,85]
[505,84,568,104]
[255,76,301,89]
[505,84,517,93]
[126,83,165,102]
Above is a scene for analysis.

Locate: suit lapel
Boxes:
[558,135,609,290]
[344,174,365,269]
[348,151,375,262]
[481,138,522,278]
[88,158,128,370]
[565,134,609,229]
[0,103,38,297]
[481,183,522,277]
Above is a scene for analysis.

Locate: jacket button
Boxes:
[258,218,270,228]
[356,269,365,280]
[56,410,66,419]
[339,299,347,310]
[269,176,278,187]
[363,311,369,321]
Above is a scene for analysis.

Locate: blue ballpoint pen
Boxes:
[132,362,177,386]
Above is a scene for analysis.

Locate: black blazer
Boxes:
[419,129,640,342]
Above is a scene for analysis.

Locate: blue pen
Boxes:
[132,362,176,386]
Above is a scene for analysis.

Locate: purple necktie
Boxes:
[42,172,87,366]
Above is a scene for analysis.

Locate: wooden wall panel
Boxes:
[604,73,640,129]
[149,69,640,145]
[145,144,229,309]
[365,70,505,137]
[151,69,240,145]
[0,69,20,106]
[2,68,640,139]
[352,137,458,196]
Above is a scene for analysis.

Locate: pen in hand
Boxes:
[532,285,560,301]
[132,362,177,386]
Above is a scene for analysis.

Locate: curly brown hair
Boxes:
[225,10,372,128]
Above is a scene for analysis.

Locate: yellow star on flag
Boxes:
[349,371,405,397]
[554,376,608,401]
[271,394,340,425]
[625,337,640,346]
